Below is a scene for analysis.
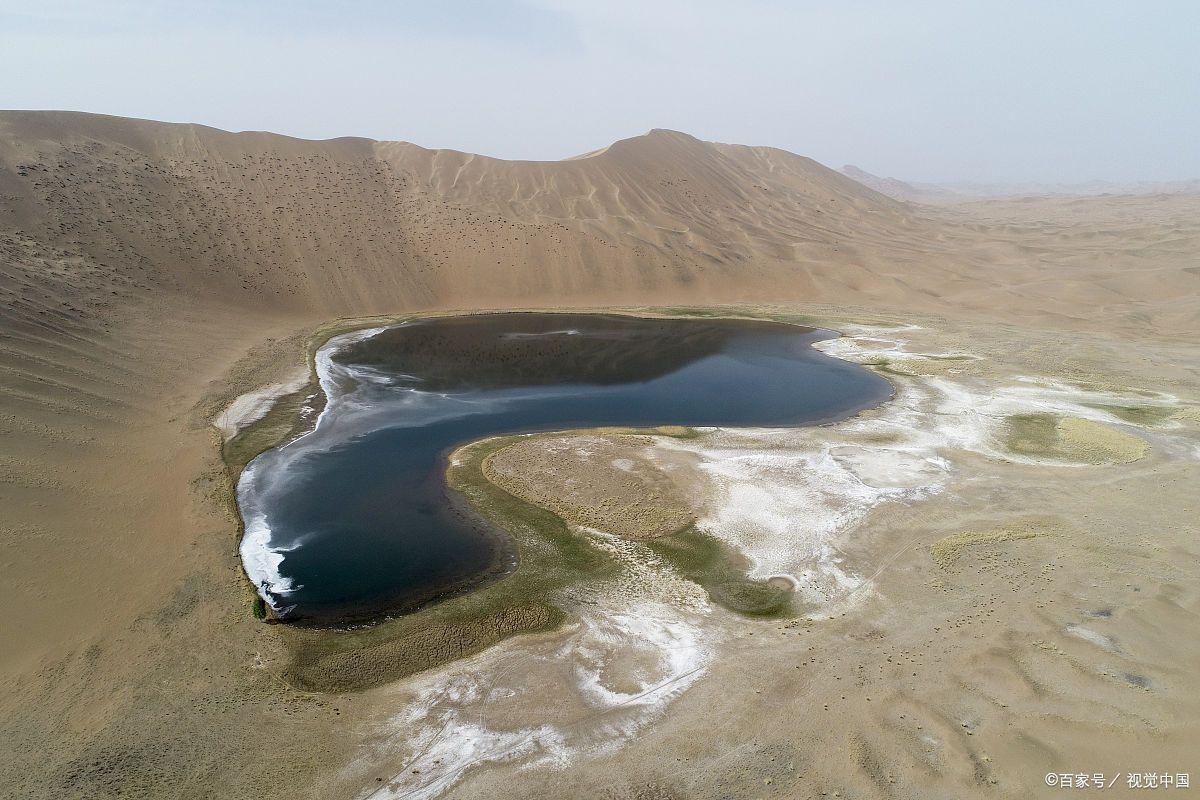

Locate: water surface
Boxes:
[238,313,892,622]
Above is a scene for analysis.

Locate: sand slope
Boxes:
[4,111,1197,336]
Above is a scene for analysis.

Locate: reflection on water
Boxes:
[238,314,892,623]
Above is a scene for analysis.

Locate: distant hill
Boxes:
[1,110,1196,388]
[1,111,943,336]
[841,163,1200,203]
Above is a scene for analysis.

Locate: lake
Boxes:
[237,313,892,623]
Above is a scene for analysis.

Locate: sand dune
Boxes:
[0,111,1197,799]
[4,111,1197,336]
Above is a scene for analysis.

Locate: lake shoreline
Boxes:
[231,311,894,626]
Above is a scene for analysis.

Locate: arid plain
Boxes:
[1,111,1197,799]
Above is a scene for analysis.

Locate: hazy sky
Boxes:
[3,0,1197,183]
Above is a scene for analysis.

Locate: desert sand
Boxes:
[1,111,1197,799]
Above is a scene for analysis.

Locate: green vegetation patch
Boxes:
[1003,413,1148,464]
[875,354,976,378]
[647,527,794,617]
[284,603,565,693]
[1084,403,1176,426]
[930,525,1050,569]
[853,431,903,446]
[632,304,862,330]
[876,360,913,376]
[220,386,316,473]
[1071,381,1160,398]
[1004,413,1061,456]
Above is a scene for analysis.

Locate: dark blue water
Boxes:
[238,313,892,623]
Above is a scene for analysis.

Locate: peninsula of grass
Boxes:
[278,424,799,692]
